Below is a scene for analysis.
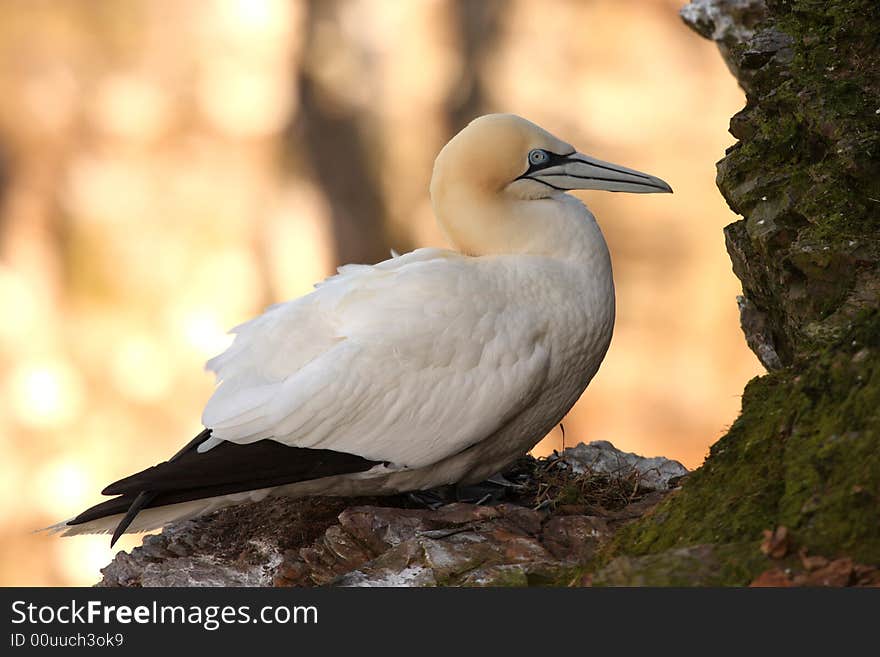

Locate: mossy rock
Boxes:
[716,0,880,366]
[610,310,880,574]
[622,0,880,585]
[591,543,770,587]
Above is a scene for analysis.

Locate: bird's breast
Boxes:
[526,250,615,376]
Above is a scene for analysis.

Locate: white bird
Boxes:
[54,114,671,544]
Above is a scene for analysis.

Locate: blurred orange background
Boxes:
[0,0,761,586]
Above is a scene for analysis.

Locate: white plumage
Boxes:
[200,246,553,468]
[54,113,671,540]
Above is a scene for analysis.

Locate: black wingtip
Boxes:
[102,429,214,496]
[110,491,155,547]
[108,428,211,544]
[73,428,382,546]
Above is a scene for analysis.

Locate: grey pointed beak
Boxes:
[524,152,673,194]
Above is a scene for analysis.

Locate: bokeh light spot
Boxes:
[8,359,85,430]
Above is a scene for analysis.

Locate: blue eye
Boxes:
[528,149,549,166]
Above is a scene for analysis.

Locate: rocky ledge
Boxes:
[98,441,686,587]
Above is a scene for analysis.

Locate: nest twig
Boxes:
[502,451,652,514]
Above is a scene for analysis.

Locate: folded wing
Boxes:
[199,248,552,469]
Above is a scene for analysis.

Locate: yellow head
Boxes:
[431,114,575,197]
[429,114,671,256]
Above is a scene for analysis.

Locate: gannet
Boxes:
[54,114,671,545]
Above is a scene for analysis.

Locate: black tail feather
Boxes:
[110,491,156,547]
[66,428,382,545]
[108,429,212,546]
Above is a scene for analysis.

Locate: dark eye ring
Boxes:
[528,149,549,166]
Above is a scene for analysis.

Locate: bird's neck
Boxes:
[433,187,608,263]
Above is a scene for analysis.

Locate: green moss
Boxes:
[609,311,880,570]
[591,543,770,587]
[625,0,880,585]
[777,316,880,557]
[608,375,788,555]
[716,0,880,366]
